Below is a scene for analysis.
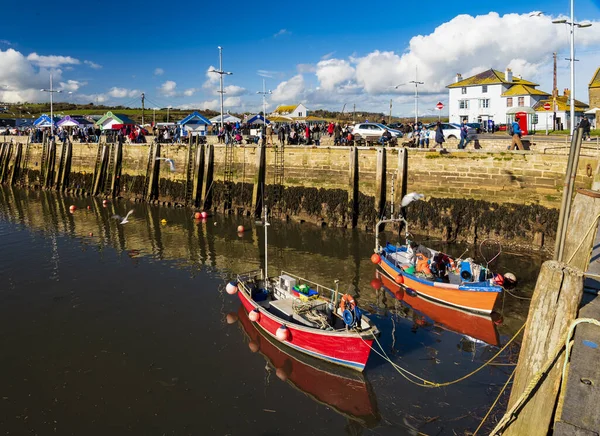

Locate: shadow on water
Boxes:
[0,186,545,435]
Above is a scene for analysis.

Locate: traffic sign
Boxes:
[436,102,444,110]
[543,102,551,111]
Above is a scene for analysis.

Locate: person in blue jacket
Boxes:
[458,120,471,149]
[508,117,524,150]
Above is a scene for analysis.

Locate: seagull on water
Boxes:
[156,157,176,172]
[401,192,425,207]
[112,209,134,224]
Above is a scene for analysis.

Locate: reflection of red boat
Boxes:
[374,269,500,346]
[236,306,380,427]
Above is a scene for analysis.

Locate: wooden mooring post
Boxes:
[109,139,123,197]
[348,146,359,228]
[201,143,214,211]
[146,141,161,201]
[375,148,386,225]
[251,144,266,218]
[192,143,205,207]
[9,143,23,185]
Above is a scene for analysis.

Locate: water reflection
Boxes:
[0,185,544,435]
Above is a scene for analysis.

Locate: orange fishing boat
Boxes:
[373,269,500,346]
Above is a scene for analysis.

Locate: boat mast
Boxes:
[264,204,269,280]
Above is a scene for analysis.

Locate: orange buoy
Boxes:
[87,205,91,210]
[102,200,108,205]
[394,289,405,301]
[275,367,289,381]
[194,212,202,219]
[248,341,259,353]
[69,205,76,211]
[225,313,238,324]
[225,282,238,295]
[370,253,381,264]
[370,278,382,290]
[276,325,289,341]
[249,309,260,322]
[200,211,208,219]
[394,274,404,284]
[88,232,93,237]
[237,225,245,233]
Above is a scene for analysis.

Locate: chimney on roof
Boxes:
[505,68,513,82]
[455,73,462,83]
[564,88,570,98]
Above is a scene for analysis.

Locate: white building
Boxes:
[447,69,550,129]
[270,104,308,120]
[534,90,589,132]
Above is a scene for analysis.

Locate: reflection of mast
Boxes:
[50,233,60,281]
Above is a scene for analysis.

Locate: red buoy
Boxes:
[276,325,290,341]
[194,212,202,219]
[88,232,93,237]
[226,313,238,324]
[237,225,245,233]
[69,205,76,211]
[394,289,405,301]
[225,282,238,295]
[275,367,289,381]
[370,253,381,264]
[248,341,259,353]
[394,274,404,284]
[249,309,260,322]
[370,278,382,290]
[87,205,91,210]
[200,211,208,219]
[102,200,109,205]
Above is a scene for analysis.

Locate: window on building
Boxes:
[482,85,488,93]
[506,97,513,107]
[461,87,467,95]
[297,112,303,117]
[518,97,525,107]
[480,99,490,108]
[459,100,469,109]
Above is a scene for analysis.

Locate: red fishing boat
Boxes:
[235,305,380,427]
[373,269,500,346]
[226,206,379,372]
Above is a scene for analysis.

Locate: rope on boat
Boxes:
[292,299,330,330]
[486,317,600,435]
[363,322,526,389]
[503,287,532,301]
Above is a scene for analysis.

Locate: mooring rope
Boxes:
[566,213,600,265]
[363,321,526,388]
[487,317,600,435]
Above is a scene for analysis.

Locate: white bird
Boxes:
[529,11,543,16]
[401,192,425,207]
[156,157,176,172]
[112,209,134,224]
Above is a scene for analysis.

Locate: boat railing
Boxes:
[236,269,265,292]
[280,270,337,301]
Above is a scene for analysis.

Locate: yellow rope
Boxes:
[566,213,600,264]
[473,368,516,435]
[489,317,600,435]
[366,321,526,388]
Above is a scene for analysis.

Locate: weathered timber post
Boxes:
[0,143,9,182]
[110,138,123,197]
[561,189,600,271]
[395,147,408,210]
[251,144,266,218]
[502,261,584,436]
[92,144,108,196]
[348,146,359,227]
[146,142,161,201]
[54,142,66,189]
[61,140,72,190]
[44,139,56,188]
[1,143,13,183]
[201,143,214,210]
[375,148,387,226]
[192,143,205,207]
[9,143,22,185]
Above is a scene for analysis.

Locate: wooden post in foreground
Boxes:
[348,146,359,228]
[561,189,600,271]
[394,147,408,210]
[502,261,584,436]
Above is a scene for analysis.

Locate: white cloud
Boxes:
[108,87,140,98]
[271,75,305,103]
[223,85,247,96]
[203,65,220,88]
[159,80,177,97]
[257,69,278,78]
[316,59,355,91]
[273,29,290,38]
[84,60,102,69]
[321,52,335,60]
[0,40,12,46]
[297,63,316,73]
[184,88,198,97]
[59,80,86,92]
[27,52,80,68]
[154,67,164,76]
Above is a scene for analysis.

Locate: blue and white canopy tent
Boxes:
[33,114,60,128]
[246,114,270,125]
[209,114,241,124]
[178,111,212,136]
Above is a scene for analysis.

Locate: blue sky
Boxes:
[1,0,600,116]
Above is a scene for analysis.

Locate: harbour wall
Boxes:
[2,137,598,251]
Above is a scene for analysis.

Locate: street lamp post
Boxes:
[256,79,272,140]
[209,46,233,131]
[552,4,592,136]
[40,74,62,136]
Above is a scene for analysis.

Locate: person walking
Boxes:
[457,120,471,149]
[508,116,524,150]
[433,122,445,149]
[580,117,591,141]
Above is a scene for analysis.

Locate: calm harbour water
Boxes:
[0,186,544,435]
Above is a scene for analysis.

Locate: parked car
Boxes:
[466,122,483,134]
[425,123,477,140]
[351,123,403,138]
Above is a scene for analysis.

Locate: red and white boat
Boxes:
[226,206,379,372]
[235,305,380,427]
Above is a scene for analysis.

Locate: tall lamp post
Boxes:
[40,74,62,135]
[553,3,592,136]
[256,79,272,137]
[209,46,233,131]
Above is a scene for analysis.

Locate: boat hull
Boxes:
[237,288,375,371]
[378,256,500,314]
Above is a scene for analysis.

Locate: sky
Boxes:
[1,0,600,118]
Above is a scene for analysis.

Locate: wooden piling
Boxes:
[54,142,66,189]
[395,147,408,209]
[110,139,123,197]
[1,143,13,183]
[502,261,584,436]
[61,140,72,189]
[92,144,108,196]
[44,140,56,189]
[561,189,600,271]
[348,146,359,227]
[0,143,9,182]
[375,148,386,222]
[9,143,22,185]
[251,144,266,218]
[146,142,161,201]
[192,143,205,207]
[202,143,215,211]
